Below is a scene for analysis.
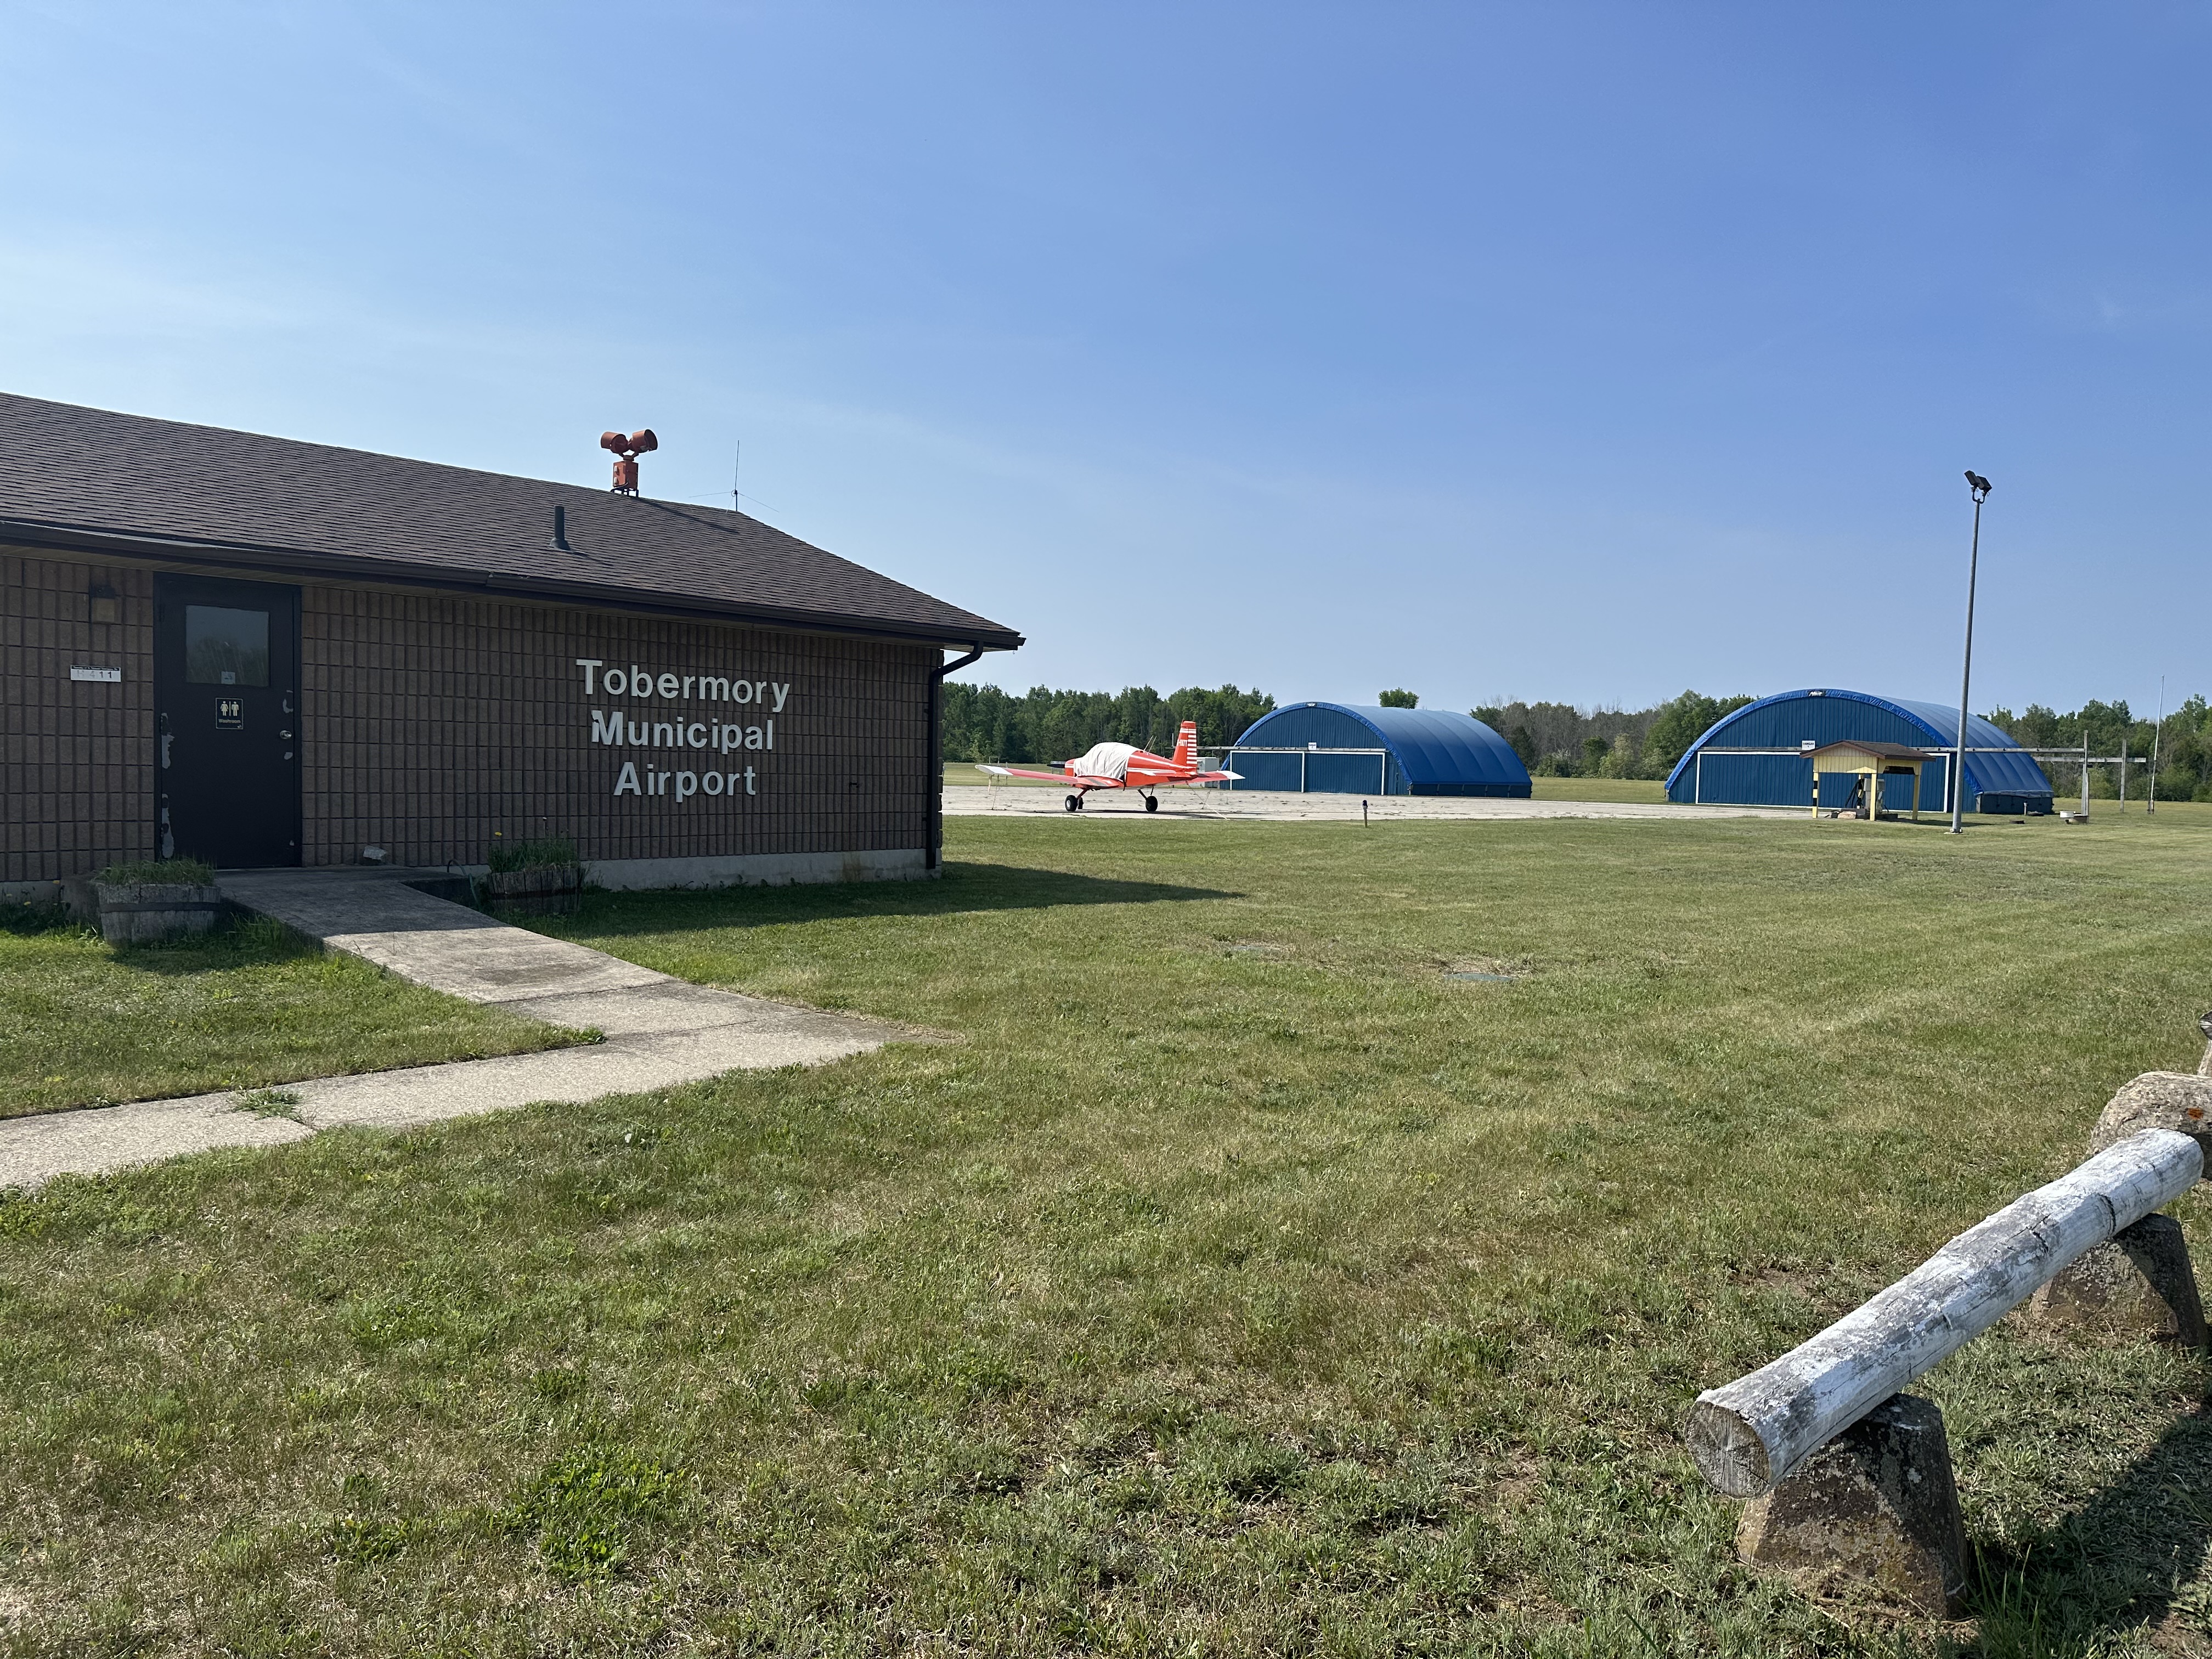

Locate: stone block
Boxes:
[1737,1393,1965,1617]
[2090,1073,2212,1166]
[91,881,227,945]
[2030,1214,2208,1347]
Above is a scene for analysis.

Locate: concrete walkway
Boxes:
[0,868,903,1190]
[945,785,1802,822]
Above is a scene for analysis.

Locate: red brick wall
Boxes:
[1,552,156,883]
[3,548,935,880]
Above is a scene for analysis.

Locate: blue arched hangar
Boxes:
[1664,689,2053,815]
[1228,703,1532,797]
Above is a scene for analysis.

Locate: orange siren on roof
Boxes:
[599,428,659,494]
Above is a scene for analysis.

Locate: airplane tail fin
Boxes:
[1171,720,1200,771]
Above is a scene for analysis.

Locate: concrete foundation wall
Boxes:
[585,848,931,890]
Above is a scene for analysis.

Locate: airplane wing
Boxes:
[974,764,1131,787]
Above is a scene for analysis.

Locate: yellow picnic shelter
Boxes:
[1808,739,1934,821]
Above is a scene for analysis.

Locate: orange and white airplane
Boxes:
[975,720,1241,811]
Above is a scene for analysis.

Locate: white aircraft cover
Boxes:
[1073,741,1137,779]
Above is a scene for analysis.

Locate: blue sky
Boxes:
[3,3,2205,715]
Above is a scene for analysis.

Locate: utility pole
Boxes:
[1951,471,1992,833]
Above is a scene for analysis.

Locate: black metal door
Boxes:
[154,574,301,868]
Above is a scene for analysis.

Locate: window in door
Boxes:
[184,605,270,687]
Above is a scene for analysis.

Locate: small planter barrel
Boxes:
[92,881,227,945]
[483,865,583,917]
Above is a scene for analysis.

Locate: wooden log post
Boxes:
[1688,1130,2203,1499]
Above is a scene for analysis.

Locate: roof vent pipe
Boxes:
[550,504,571,551]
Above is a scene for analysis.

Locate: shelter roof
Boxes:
[1809,740,1935,761]
[0,392,1022,650]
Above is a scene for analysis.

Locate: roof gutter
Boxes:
[0,516,1025,654]
[927,645,986,872]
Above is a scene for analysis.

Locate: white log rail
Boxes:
[1687,1128,2203,1498]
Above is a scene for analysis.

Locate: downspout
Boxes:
[929,645,985,873]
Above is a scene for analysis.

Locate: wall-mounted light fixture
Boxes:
[87,582,120,625]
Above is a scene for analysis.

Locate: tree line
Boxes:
[1466,691,2212,794]
[942,679,2212,800]
[940,682,1275,765]
[1470,691,1754,779]
[942,680,1746,779]
[1988,697,2212,801]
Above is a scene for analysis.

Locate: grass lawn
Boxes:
[1527,776,1669,803]
[0,912,587,1119]
[4,810,2212,1655]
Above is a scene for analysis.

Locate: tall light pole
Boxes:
[2148,674,2165,816]
[1950,471,1993,834]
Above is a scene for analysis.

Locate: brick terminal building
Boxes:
[1,394,1022,896]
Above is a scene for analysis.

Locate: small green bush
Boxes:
[487,836,578,874]
[97,858,215,886]
[230,1088,302,1119]
[2,900,72,937]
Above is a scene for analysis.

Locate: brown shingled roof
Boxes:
[0,392,1022,650]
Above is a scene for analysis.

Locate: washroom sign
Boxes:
[575,658,791,804]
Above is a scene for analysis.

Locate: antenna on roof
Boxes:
[733,439,741,512]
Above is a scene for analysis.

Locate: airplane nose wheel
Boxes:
[1064,794,1081,812]
[1144,794,1159,812]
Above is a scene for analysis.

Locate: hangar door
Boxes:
[1227,747,1396,794]
[1690,749,1951,811]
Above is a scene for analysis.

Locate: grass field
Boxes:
[3,810,2211,1655]
[0,911,588,1120]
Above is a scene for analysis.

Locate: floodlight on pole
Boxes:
[1950,471,1992,834]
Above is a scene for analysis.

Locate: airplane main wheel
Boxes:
[1144,794,1159,812]
[1064,794,1080,812]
